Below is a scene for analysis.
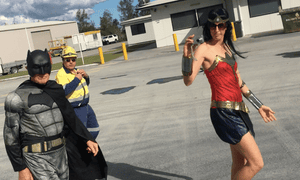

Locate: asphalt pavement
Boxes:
[0,31,300,180]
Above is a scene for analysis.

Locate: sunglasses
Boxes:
[65,59,76,62]
[210,23,226,30]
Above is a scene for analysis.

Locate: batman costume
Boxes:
[3,49,107,180]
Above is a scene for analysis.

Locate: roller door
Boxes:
[31,30,52,50]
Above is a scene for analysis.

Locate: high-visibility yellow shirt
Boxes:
[55,66,90,107]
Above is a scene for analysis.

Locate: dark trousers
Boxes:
[74,104,100,139]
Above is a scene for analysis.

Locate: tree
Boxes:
[135,0,150,17]
[117,0,136,22]
[100,9,124,40]
[100,9,113,34]
[76,9,96,33]
[113,19,120,27]
[100,9,115,35]
[116,0,150,41]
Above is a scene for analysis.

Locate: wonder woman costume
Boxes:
[204,53,255,145]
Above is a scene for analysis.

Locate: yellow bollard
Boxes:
[231,22,237,42]
[98,47,105,64]
[122,43,128,60]
[173,33,180,51]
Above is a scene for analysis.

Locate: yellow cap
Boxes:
[62,46,77,58]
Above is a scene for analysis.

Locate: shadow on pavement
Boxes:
[147,72,204,85]
[107,162,192,180]
[276,51,300,58]
[100,74,127,80]
[100,86,136,95]
[147,75,183,85]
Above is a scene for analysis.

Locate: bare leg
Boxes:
[230,145,247,179]
[230,132,264,180]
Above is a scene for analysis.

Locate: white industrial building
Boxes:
[0,21,79,64]
[122,0,300,48]
[67,30,103,52]
[121,15,156,45]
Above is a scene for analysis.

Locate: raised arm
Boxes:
[55,70,81,96]
[236,68,276,123]
[182,35,206,86]
[76,69,90,85]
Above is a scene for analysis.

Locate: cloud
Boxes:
[0,0,106,25]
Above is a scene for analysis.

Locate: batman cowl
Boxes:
[26,49,52,77]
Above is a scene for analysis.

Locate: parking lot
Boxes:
[0,31,300,179]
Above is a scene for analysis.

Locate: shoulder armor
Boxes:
[5,92,24,113]
[6,85,44,113]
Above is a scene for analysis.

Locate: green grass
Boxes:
[0,51,124,80]
[0,71,29,80]
[0,42,153,80]
[76,52,124,66]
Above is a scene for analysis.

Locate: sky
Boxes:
[0,0,152,27]
[90,0,140,27]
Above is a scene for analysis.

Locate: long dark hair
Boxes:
[203,8,244,58]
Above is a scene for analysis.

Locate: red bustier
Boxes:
[204,54,242,102]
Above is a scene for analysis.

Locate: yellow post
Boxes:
[173,33,180,51]
[122,43,128,60]
[231,22,237,42]
[98,47,105,64]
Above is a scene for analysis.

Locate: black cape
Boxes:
[20,80,108,180]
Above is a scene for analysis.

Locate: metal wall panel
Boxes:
[31,30,52,50]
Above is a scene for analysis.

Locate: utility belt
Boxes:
[23,133,65,153]
[211,100,249,113]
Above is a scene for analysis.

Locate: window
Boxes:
[171,10,197,31]
[131,23,146,35]
[93,34,98,40]
[171,4,223,31]
[248,0,281,18]
[197,4,223,26]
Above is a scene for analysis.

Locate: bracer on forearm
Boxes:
[182,56,193,76]
[243,90,263,110]
[182,36,204,76]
